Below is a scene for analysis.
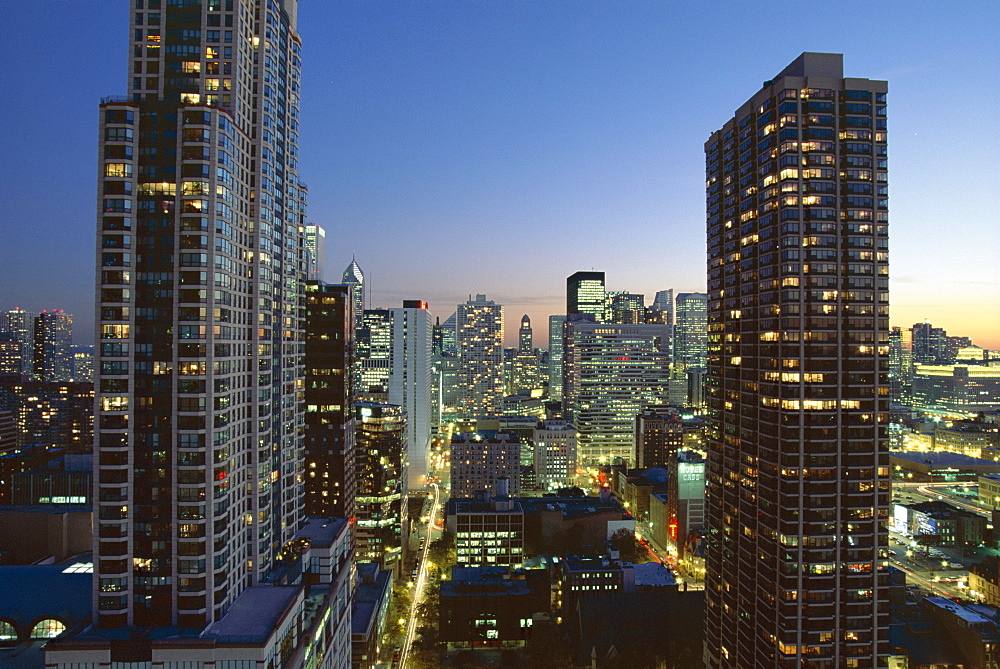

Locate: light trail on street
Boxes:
[400,482,440,668]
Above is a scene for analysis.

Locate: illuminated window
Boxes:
[0,620,15,641]
[105,163,132,178]
[30,619,65,639]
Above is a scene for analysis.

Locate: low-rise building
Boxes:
[970,558,1000,608]
[448,495,525,567]
[44,518,354,669]
[439,565,550,650]
[351,563,392,669]
[979,474,1000,510]
[890,450,1000,482]
[892,500,986,546]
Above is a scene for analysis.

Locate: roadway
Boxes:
[399,482,441,668]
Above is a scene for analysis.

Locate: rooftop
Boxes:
[628,562,676,588]
[295,516,348,548]
[0,564,91,631]
[202,586,301,644]
[891,451,999,467]
[924,596,996,627]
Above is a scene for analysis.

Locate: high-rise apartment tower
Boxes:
[93,0,308,628]
[703,53,890,668]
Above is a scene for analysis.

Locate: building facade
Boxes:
[92,0,311,629]
[389,301,434,490]
[703,53,890,668]
[304,223,326,281]
[456,295,504,417]
[674,292,708,372]
[355,402,406,573]
[635,405,685,469]
[305,282,356,521]
[449,432,521,499]
[33,310,73,383]
[532,419,578,491]
[0,308,34,375]
[562,321,670,466]
[567,271,605,322]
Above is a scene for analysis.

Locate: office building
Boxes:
[355,402,406,572]
[343,257,365,334]
[440,311,458,356]
[33,310,73,382]
[562,321,670,466]
[518,314,532,352]
[548,315,567,401]
[389,301,434,490]
[82,0,320,635]
[450,432,521,499]
[911,352,1000,414]
[357,308,393,400]
[456,295,504,417]
[635,405,684,469]
[911,320,948,364]
[0,308,33,375]
[532,419,577,491]
[674,292,708,372]
[703,53,890,667]
[607,291,645,325]
[305,223,326,281]
[305,282,356,521]
[567,271,606,322]
[447,496,525,567]
[649,289,675,326]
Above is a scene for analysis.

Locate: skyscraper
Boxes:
[673,292,708,371]
[566,271,606,322]
[305,282,356,521]
[703,53,890,667]
[606,291,645,325]
[304,223,326,281]
[355,401,406,572]
[0,308,33,375]
[91,0,308,629]
[33,310,73,382]
[357,308,393,400]
[911,319,948,364]
[651,289,675,326]
[518,314,532,353]
[456,294,504,417]
[343,257,366,334]
[548,314,567,401]
[389,301,434,490]
[562,321,671,466]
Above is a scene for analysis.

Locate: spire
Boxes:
[342,258,364,285]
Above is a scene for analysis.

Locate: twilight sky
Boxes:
[1,1,998,348]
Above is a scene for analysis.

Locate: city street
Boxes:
[399,482,442,668]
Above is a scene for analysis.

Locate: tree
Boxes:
[609,528,650,563]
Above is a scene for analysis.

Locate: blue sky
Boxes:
[1,1,997,347]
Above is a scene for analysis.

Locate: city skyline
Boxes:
[1,2,998,348]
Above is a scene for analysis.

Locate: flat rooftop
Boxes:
[202,586,301,644]
[295,517,348,547]
[891,451,998,467]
